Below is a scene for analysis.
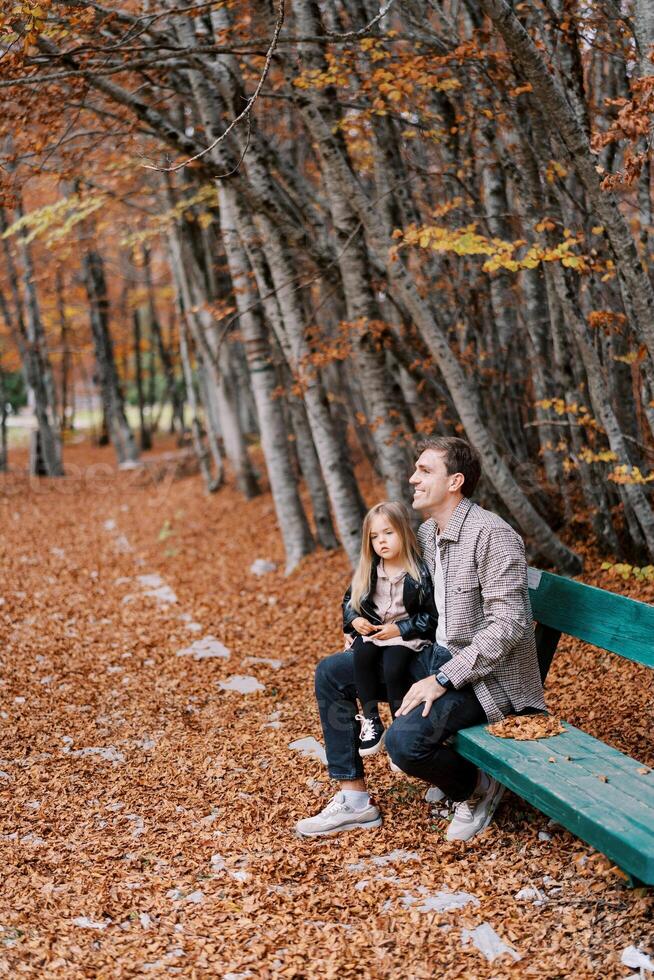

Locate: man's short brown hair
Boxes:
[416,437,481,498]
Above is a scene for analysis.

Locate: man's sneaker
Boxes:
[446,775,505,842]
[355,713,385,757]
[295,792,382,837]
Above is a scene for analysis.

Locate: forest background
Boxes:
[3,0,654,574]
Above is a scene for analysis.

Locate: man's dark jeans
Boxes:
[315,643,486,802]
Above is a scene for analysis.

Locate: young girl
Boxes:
[342,501,438,757]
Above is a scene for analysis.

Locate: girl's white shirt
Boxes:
[361,560,429,652]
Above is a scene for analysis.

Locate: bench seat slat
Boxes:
[452,723,654,883]
[482,728,654,810]
[528,568,654,668]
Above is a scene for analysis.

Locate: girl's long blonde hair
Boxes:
[349,501,422,613]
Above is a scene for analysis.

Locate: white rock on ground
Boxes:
[515,886,547,905]
[461,923,521,962]
[401,890,479,913]
[249,559,277,576]
[177,636,231,660]
[348,850,420,873]
[68,746,125,764]
[218,676,265,694]
[72,917,112,930]
[136,574,178,605]
[288,737,327,765]
[622,946,654,973]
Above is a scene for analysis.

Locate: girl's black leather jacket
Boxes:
[342,556,438,642]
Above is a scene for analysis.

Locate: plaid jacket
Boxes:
[417,498,546,723]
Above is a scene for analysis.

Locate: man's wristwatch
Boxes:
[435,670,453,690]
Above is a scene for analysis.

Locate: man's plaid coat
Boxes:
[417,498,546,723]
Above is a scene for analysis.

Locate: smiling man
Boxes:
[296,436,545,841]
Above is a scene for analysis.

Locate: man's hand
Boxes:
[396,676,447,718]
[369,622,401,641]
[351,617,378,635]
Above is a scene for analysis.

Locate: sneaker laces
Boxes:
[452,799,475,822]
[321,794,349,816]
[355,713,376,742]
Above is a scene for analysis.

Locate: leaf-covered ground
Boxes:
[1,440,652,978]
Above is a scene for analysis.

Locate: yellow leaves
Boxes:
[591,225,605,235]
[2,193,107,247]
[394,220,590,275]
[122,184,219,248]
[578,448,618,464]
[434,78,462,92]
[601,561,654,582]
[613,350,644,365]
[536,398,570,416]
[546,160,568,183]
[535,399,600,432]
[608,464,654,485]
[293,53,351,91]
[400,222,497,257]
[0,0,51,52]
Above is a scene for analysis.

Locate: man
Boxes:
[296,437,546,841]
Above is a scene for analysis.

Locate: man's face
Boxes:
[409,450,454,514]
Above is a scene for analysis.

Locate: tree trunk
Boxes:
[56,267,72,432]
[178,315,217,493]
[0,367,7,473]
[0,209,63,476]
[220,187,315,571]
[143,246,185,436]
[132,308,152,451]
[82,248,139,466]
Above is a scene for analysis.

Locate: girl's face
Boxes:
[369,513,403,562]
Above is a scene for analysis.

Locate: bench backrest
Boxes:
[528,567,654,670]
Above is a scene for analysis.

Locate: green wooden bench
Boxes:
[451,568,654,886]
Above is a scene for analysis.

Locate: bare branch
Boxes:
[142,0,285,174]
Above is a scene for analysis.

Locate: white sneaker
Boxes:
[295,792,382,838]
[424,786,446,804]
[446,776,505,842]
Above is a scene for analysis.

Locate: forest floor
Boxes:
[1,438,653,978]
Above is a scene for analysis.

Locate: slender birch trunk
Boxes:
[82,249,139,466]
[0,210,63,476]
[220,188,314,571]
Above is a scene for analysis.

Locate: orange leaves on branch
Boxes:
[590,76,654,190]
[587,310,627,334]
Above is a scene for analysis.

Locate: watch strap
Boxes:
[436,670,452,690]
